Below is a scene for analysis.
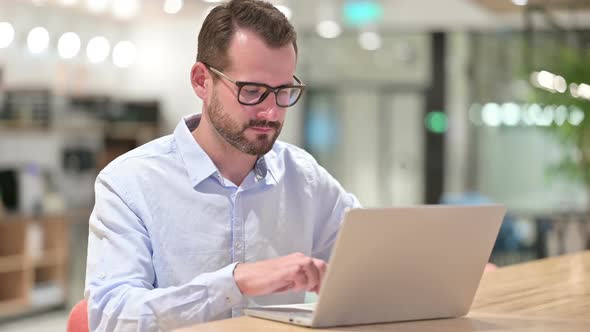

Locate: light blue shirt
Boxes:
[85,114,360,331]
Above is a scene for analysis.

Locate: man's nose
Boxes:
[255,94,283,121]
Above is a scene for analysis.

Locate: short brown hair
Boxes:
[196,0,297,71]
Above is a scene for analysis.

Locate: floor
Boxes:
[0,310,69,332]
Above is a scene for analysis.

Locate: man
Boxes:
[85,0,360,330]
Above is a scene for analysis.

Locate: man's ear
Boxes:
[190,62,210,101]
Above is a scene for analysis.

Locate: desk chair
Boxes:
[67,299,89,332]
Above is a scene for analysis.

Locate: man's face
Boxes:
[205,29,297,156]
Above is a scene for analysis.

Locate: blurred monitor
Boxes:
[0,169,19,211]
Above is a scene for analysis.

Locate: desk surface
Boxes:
[176,251,590,331]
[471,250,590,320]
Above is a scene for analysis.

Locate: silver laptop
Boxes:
[244,205,506,328]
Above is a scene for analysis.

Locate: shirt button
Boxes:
[235,242,242,249]
[98,272,106,279]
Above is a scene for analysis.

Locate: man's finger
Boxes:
[291,266,309,291]
[274,281,295,293]
[299,259,320,292]
[312,258,327,292]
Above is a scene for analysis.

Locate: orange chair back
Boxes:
[67,299,89,332]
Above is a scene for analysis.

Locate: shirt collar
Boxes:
[174,114,281,188]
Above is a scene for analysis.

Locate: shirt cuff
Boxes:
[202,262,243,313]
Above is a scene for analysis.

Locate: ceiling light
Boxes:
[316,20,341,39]
[87,36,111,63]
[58,32,81,59]
[164,0,183,14]
[275,5,292,20]
[59,0,78,6]
[87,0,110,13]
[112,0,140,19]
[27,26,50,54]
[113,40,137,68]
[358,31,381,51]
[0,22,15,48]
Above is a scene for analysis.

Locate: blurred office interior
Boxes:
[0,0,589,330]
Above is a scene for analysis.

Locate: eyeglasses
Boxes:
[205,64,306,108]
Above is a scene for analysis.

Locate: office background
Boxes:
[0,0,589,330]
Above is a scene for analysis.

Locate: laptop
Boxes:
[244,205,506,328]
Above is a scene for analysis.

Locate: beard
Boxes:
[207,90,282,156]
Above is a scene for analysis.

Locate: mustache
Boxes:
[246,120,281,130]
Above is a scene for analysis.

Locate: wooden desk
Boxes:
[470,250,590,320]
[176,251,590,331]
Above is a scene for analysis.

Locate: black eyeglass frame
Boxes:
[204,63,306,108]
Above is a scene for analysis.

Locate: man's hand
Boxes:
[233,253,327,297]
[484,263,498,272]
